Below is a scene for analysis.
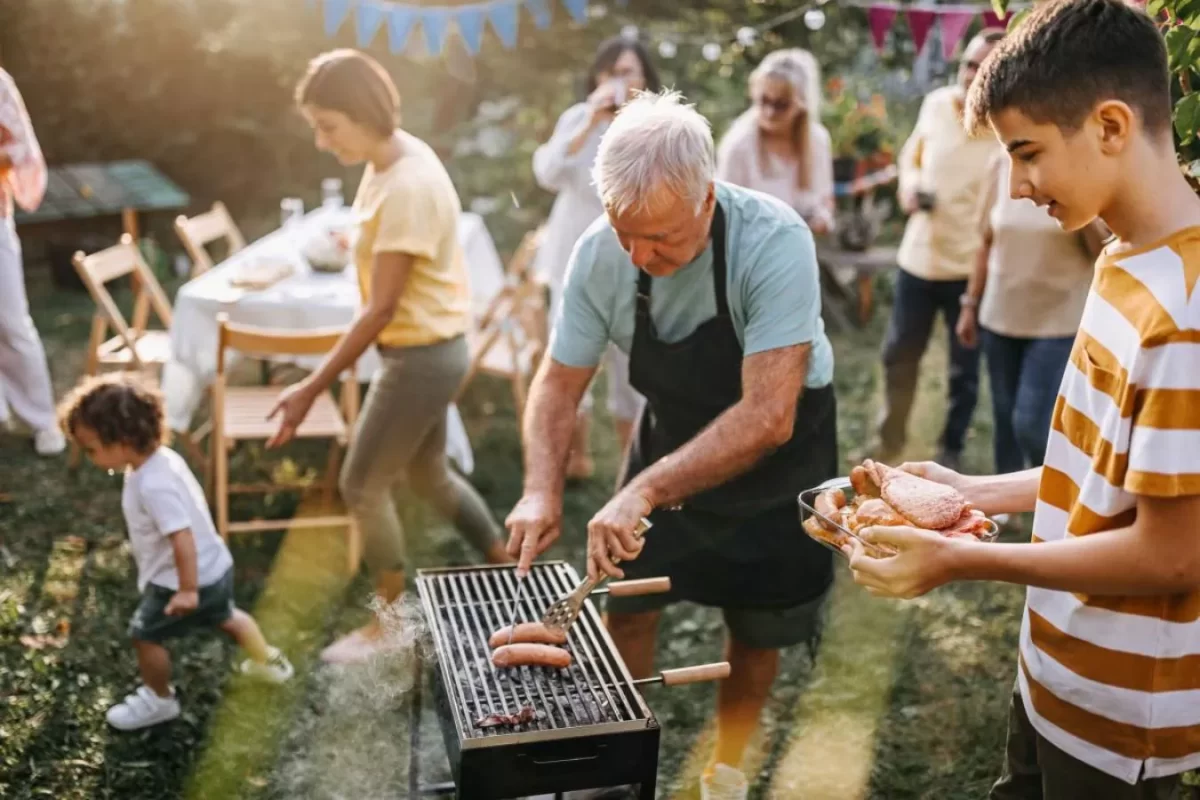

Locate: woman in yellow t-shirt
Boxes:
[269,49,511,664]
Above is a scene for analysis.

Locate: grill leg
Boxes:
[409,653,423,798]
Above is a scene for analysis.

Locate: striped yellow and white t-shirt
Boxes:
[1021,227,1200,784]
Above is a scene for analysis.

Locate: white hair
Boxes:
[591,89,715,216]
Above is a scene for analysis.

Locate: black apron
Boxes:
[620,202,837,610]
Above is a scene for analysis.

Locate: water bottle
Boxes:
[321,178,344,209]
[280,197,304,227]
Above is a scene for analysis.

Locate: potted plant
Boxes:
[822,78,897,183]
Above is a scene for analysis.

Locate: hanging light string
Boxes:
[623,0,1028,62]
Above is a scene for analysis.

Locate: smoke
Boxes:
[269,594,451,800]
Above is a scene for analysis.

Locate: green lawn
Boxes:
[0,266,1057,799]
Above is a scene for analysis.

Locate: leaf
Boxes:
[1175,93,1200,145]
[990,0,1010,16]
[1006,9,1031,33]
[1166,26,1197,72]
[1148,0,1168,18]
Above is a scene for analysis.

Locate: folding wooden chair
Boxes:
[174,201,246,278]
[460,226,548,430]
[212,314,361,574]
[70,235,180,465]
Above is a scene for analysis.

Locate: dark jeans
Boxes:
[877,270,980,455]
[981,329,1074,473]
[990,682,1182,800]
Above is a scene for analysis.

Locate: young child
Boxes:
[59,373,293,731]
[845,1,1200,797]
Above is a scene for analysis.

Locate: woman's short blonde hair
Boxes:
[295,48,400,138]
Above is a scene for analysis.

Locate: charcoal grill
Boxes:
[410,561,728,799]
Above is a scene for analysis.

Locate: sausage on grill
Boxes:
[492,643,573,669]
[488,622,568,649]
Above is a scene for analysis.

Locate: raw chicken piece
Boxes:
[859,460,969,530]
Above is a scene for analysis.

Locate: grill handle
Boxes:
[598,577,672,597]
[634,661,731,687]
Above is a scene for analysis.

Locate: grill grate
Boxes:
[418,563,650,741]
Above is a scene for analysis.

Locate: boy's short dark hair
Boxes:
[295,48,399,138]
[965,0,1170,138]
[58,372,168,454]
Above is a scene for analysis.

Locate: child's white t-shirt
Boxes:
[121,447,233,593]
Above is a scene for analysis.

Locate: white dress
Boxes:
[532,102,642,422]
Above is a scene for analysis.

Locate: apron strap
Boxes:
[634,201,729,329]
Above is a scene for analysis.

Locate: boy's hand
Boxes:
[165,590,199,616]
[845,526,970,599]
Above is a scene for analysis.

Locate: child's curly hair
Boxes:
[58,372,169,454]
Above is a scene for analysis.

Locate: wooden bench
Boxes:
[816,243,897,329]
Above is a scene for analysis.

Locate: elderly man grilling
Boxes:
[506,90,837,797]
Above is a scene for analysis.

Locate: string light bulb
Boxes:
[804,8,826,30]
[621,24,639,40]
[736,26,758,46]
[657,40,677,58]
[702,42,722,61]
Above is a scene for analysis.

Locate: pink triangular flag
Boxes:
[868,7,898,52]
[982,10,1006,29]
[941,11,976,60]
[906,9,937,55]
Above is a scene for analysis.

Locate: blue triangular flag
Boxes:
[355,0,387,47]
[524,0,551,29]
[561,0,587,23]
[323,0,353,35]
[487,0,520,48]
[420,8,453,55]
[455,6,487,55]
[387,5,417,53]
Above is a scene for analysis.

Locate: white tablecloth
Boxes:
[161,206,508,475]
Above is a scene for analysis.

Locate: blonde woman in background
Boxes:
[957,154,1106,479]
[532,37,662,480]
[716,48,834,234]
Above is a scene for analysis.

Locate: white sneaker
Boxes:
[701,764,749,800]
[238,646,294,683]
[34,428,66,456]
[106,685,181,731]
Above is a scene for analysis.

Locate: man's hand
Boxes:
[898,460,974,495]
[956,306,979,349]
[586,487,652,581]
[505,493,563,575]
[845,525,970,599]
[164,589,199,616]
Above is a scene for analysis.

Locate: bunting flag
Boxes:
[355,0,387,47]
[419,7,453,54]
[387,5,417,52]
[455,5,487,54]
[982,9,1008,28]
[867,7,898,53]
[940,10,976,60]
[311,0,600,57]
[486,0,520,47]
[906,8,937,55]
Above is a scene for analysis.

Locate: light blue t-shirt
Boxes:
[549,181,834,388]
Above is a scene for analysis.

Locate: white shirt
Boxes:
[896,85,999,280]
[121,447,233,593]
[531,103,609,293]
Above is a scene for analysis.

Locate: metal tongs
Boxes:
[539,516,654,634]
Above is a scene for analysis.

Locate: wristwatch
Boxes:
[959,294,979,309]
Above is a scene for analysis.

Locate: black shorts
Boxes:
[127,567,235,644]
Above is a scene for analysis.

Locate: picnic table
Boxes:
[160,205,504,475]
[818,164,899,329]
[14,159,189,237]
